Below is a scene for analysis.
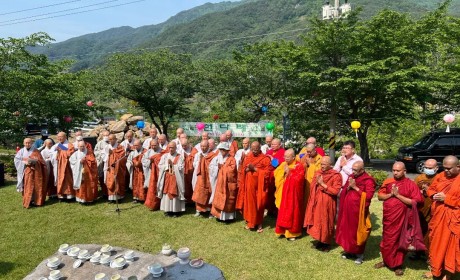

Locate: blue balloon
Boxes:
[271,158,279,168]
[136,120,145,129]
[261,106,268,113]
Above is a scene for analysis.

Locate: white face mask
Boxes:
[103,136,109,142]
[424,168,437,176]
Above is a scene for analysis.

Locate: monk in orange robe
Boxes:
[412,158,437,269]
[236,141,272,233]
[51,132,75,200]
[304,156,342,251]
[70,141,98,204]
[181,138,196,204]
[143,139,165,211]
[127,139,147,203]
[41,139,57,198]
[375,162,424,276]
[427,156,460,280]
[225,130,239,157]
[192,140,218,216]
[14,138,47,208]
[274,149,305,240]
[336,161,376,264]
[105,134,128,203]
[211,142,238,221]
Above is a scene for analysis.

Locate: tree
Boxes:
[99,49,199,137]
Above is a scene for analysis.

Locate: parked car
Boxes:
[24,123,48,136]
[396,128,460,173]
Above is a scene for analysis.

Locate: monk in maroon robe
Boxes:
[265,138,285,215]
[375,162,424,276]
[236,141,271,233]
[336,161,376,264]
[304,156,342,252]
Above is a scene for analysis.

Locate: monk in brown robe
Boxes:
[180,138,196,204]
[412,158,437,269]
[127,139,147,203]
[211,142,238,221]
[375,162,424,276]
[192,140,218,217]
[14,138,47,208]
[274,149,305,240]
[51,132,75,200]
[105,134,128,203]
[70,141,98,204]
[236,141,272,233]
[427,156,460,280]
[143,139,165,210]
[304,156,342,251]
[225,130,239,157]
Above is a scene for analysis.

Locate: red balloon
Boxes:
[86,101,94,107]
[64,116,72,123]
[213,114,219,120]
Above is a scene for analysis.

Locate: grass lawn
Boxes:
[0,180,432,280]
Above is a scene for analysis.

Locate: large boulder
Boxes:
[110,120,127,133]
[143,122,152,134]
[120,114,133,121]
[115,132,124,142]
[126,116,144,125]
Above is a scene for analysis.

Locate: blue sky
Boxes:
[0,0,238,42]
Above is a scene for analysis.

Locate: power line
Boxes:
[0,0,148,27]
[0,0,83,16]
[0,0,120,24]
[45,28,309,60]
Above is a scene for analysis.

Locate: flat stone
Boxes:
[126,116,144,125]
[23,244,225,280]
[120,114,133,122]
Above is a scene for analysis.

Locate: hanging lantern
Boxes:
[64,116,72,123]
[213,114,219,121]
[351,120,361,137]
[136,120,145,129]
[443,114,455,133]
[265,122,275,134]
[12,111,20,117]
[86,100,94,107]
[196,122,205,131]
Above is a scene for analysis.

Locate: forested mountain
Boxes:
[33,0,460,70]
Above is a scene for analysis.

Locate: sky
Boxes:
[0,0,238,42]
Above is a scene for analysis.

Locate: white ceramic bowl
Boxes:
[111,274,121,280]
[177,247,191,259]
[47,257,59,266]
[58,244,69,254]
[67,247,80,257]
[148,263,162,274]
[124,250,134,259]
[49,270,61,279]
[100,244,112,253]
[114,258,126,267]
[94,273,107,280]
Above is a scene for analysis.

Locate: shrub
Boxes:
[366,169,388,188]
[0,154,16,177]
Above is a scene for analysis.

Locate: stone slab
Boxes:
[24,244,225,280]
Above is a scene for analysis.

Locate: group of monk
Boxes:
[14,128,459,279]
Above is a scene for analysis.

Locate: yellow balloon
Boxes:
[351,121,361,129]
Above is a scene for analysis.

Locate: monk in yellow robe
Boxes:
[14,138,47,208]
[298,143,322,205]
[274,149,305,240]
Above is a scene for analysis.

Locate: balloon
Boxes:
[136,120,145,129]
[196,122,205,131]
[271,158,279,168]
[86,101,94,107]
[351,120,361,137]
[261,106,268,113]
[265,122,275,131]
[443,114,455,132]
[213,114,219,120]
[63,116,72,123]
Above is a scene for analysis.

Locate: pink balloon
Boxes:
[86,101,94,107]
[443,114,455,123]
[64,116,72,123]
[196,122,205,130]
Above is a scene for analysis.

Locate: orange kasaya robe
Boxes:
[427,172,460,277]
[18,149,47,208]
[211,156,238,219]
[144,150,166,211]
[229,140,239,157]
[192,151,218,212]
[414,173,436,250]
[378,177,424,269]
[106,145,128,199]
[183,147,197,203]
[56,143,75,197]
[303,168,342,244]
[236,152,272,229]
[74,151,98,203]
[129,150,147,202]
[274,161,305,238]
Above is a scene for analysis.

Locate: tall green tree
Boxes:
[99,49,199,136]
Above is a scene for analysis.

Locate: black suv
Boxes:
[396,128,460,173]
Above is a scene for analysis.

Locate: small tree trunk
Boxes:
[357,126,370,164]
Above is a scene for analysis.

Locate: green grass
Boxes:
[0,181,432,280]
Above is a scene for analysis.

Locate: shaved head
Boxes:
[392,161,406,180]
[320,156,333,171]
[284,148,295,164]
[219,134,227,143]
[208,139,216,151]
[201,132,209,140]
[424,159,438,168]
[443,156,460,178]
[251,141,261,156]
